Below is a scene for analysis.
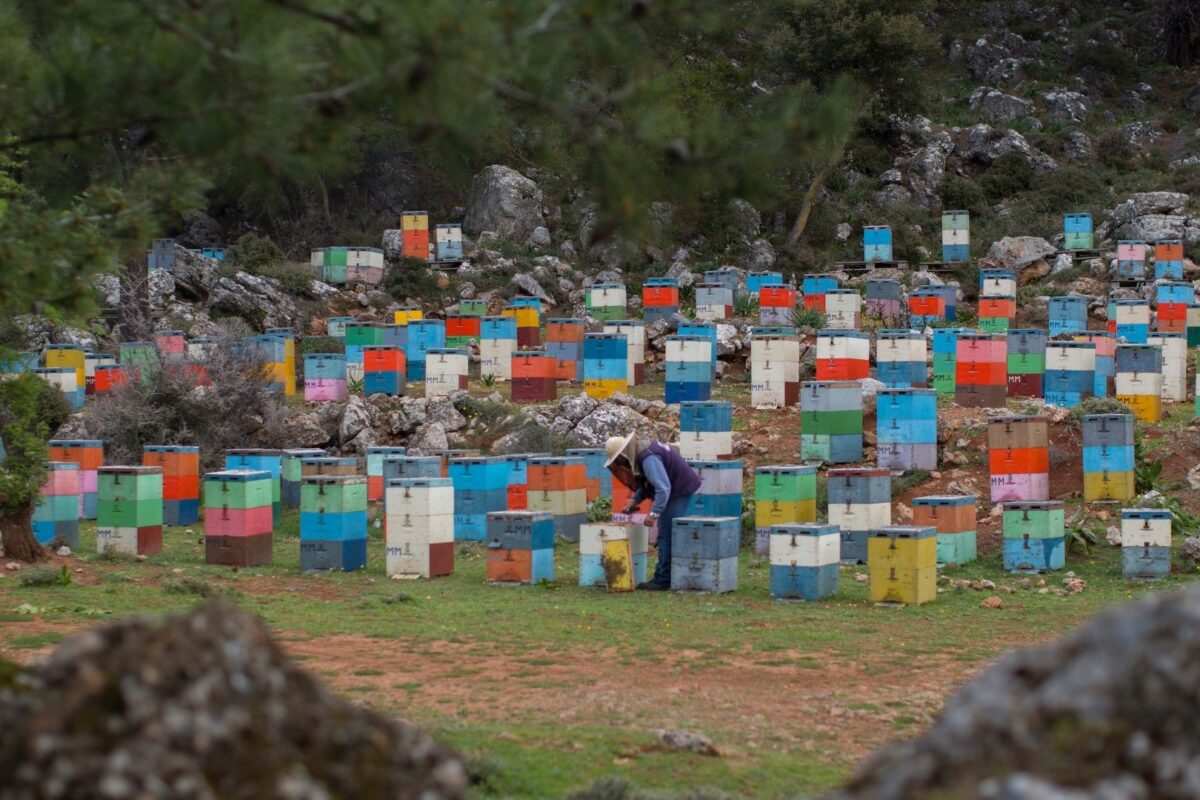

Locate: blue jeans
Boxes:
[652,493,695,586]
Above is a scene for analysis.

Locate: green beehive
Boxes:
[459,299,487,316]
[344,323,383,348]
[1007,352,1046,375]
[932,354,956,395]
[204,471,274,509]
[1002,502,1065,539]
[300,476,368,513]
[754,467,817,502]
[97,467,163,527]
[799,409,863,436]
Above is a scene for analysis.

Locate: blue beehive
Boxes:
[665,334,713,404]
[305,353,346,381]
[671,516,739,593]
[1120,508,1171,580]
[863,226,893,262]
[746,271,784,294]
[876,388,937,471]
[447,457,509,541]
[1114,343,1162,374]
[406,320,447,381]
[1043,341,1096,409]
[1116,240,1148,280]
[875,330,926,388]
[1155,240,1184,280]
[300,476,368,572]
[382,456,442,483]
[687,461,743,518]
[678,401,733,433]
[802,274,839,296]
[1064,213,1093,250]
[1048,296,1088,335]
[768,523,840,601]
[481,316,518,341]
[677,322,719,373]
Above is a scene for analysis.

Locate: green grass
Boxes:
[2,515,1197,798]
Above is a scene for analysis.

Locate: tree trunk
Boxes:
[785,159,840,248]
[0,504,46,563]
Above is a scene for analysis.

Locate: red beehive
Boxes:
[511,351,557,403]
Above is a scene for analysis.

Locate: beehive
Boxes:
[867,526,937,605]
[1006,329,1047,398]
[1155,239,1184,280]
[225,449,283,523]
[665,335,713,404]
[545,318,585,381]
[142,445,200,526]
[434,223,463,262]
[864,278,904,323]
[281,449,327,507]
[97,466,163,557]
[696,283,733,321]
[1114,344,1163,422]
[941,210,970,263]
[385,477,454,578]
[1119,508,1171,580]
[909,286,948,327]
[828,468,892,565]
[586,283,627,322]
[800,381,863,464]
[955,333,1007,408]
[579,522,649,590]
[448,457,510,542]
[815,330,869,381]
[1048,296,1088,336]
[424,348,469,399]
[503,300,541,349]
[405,320,446,382]
[671,516,739,593]
[34,462,80,549]
[365,446,406,503]
[300,475,368,572]
[204,469,273,566]
[1064,213,1093,251]
[750,327,800,408]
[486,511,555,584]
[746,271,783,294]
[480,316,518,382]
[47,440,103,519]
[526,457,588,541]
[1043,341,1095,409]
[582,333,628,400]
[1116,240,1148,280]
[768,524,840,601]
[1147,333,1186,402]
[1002,501,1065,573]
[565,448,612,503]
[863,225,893,262]
[677,402,733,461]
[912,495,977,567]
[1081,414,1134,502]
[363,346,406,397]
[931,328,966,395]
[876,388,937,471]
[1076,331,1115,397]
[753,465,818,554]
[823,290,862,330]
[875,330,927,388]
[987,416,1049,503]
[688,461,743,518]
[759,284,797,326]
[602,320,646,385]
[400,212,431,261]
[642,277,680,324]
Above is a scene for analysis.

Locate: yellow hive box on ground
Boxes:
[755,499,817,527]
[1116,394,1161,423]
[583,378,627,400]
[867,526,937,606]
[1083,471,1134,502]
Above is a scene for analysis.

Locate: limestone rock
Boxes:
[408,421,449,454]
[1041,89,1091,124]
[281,412,329,448]
[572,402,666,447]
[969,88,1035,123]
[339,395,374,443]
[558,393,599,423]
[382,229,404,260]
[527,225,552,248]
[978,237,1058,281]
[746,239,776,272]
[1063,131,1093,162]
[427,398,467,433]
[1112,192,1189,226]
[727,199,761,237]
[0,601,466,798]
[665,260,696,289]
[463,165,545,242]
[828,584,1200,799]
[207,271,300,329]
[510,273,555,306]
[171,246,221,299]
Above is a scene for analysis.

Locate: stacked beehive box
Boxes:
[1147,332,1187,402]
[876,388,937,471]
[828,468,891,565]
[642,277,680,324]
[931,328,964,395]
[1156,282,1193,334]
[579,521,648,589]
[704,268,742,294]
[1006,329,1047,398]
[1155,239,1184,280]
[908,286,947,327]
[695,283,733,321]
[988,416,1049,503]
[406,320,447,382]
[480,316,518,382]
[545,318,585,381]
[1115,344,1163,422]
[955,333,1007,407]
[326,317,355,338]
[1003,501,1065,573]
[754,465,817,554]
[93,363,128,396]
[1120,509,1171,580]
[688,461,743,518]
[424,348,469,399]
[912,495,977,567]
[97,466,163,557]
[759,284,797,326]
[1113,298,1151,344]
[224,451,280,526]
[863,225,893,262]
[750,327,800,408]
[511,350,557,402]
[1082,414,1134,502]
[823,289,862,330]
[385,477,454,578]
[747,271,783,294]
[978,269,1017,334]
[281,449,326,507]
[301,456,358,480]
[366,446,406,503]
[565,448,612,503]
[142,445,199,526]
[864,279,904,322]
[82,351,114,396]
[665,334,713,403]
[802,274,838,312]
[678,322,718,377]
[1048,296,1088,335]
[458,299,487,317]
[393,306,423,326]
[486,511,555,583]
[204,469,273,566]
[503,454,537,510]
[303,354,347,403]
[582,333,628,400]
[363,346,406,397]
[434,224,463,261]
[603,320,645,385]
[526,456,588,541]
[1043,340,1095,408]
[815,330,869,380]
[448,457,509,541]
[1063,213,1093,250]
[768,523,840,601]
[35,367,82,411]
[401,212,431,260]
[300,475,368,572]
[152,331,186,362]
[444,314,480,349]
[48,440,103,519]
[875,330,926,388]
[800,381,863,464]
[1076,331,1115,397]
[868,526,937,605]
[586,283,627,321]
[34,462,79,549]
[941,210,970,262]
[677,402,733,461]
[1116,240,1148,280]
[671,516,739,593]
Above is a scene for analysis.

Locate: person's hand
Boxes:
[645,512,659,525]
[621,501,638,515]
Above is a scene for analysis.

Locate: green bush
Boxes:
[299,335,345,355]
[1031,166,1107,215]
[224,233,316,297]
[980,152,1034,201]
[939,175,987,218]
[1068,396,1132,423]
[383,260,446,302]
[1097,129,1136,170]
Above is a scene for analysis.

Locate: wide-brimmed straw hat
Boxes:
[604,432,637,469]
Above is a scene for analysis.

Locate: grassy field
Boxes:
[3,512,1197,798]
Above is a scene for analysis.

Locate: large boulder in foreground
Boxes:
[463,165,545,243]
[827,584,1200,799]
[0,601,466,799]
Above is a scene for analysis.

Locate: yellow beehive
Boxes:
[45,347,86,387]
[401,213,429,231]
[601,539,634,592]
[583,378,627,400]
[1116,394,1161,423]
[867,526,937,605]
[1082,471,1134,502]
[755,498,817,528]
[394,308,424,325]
